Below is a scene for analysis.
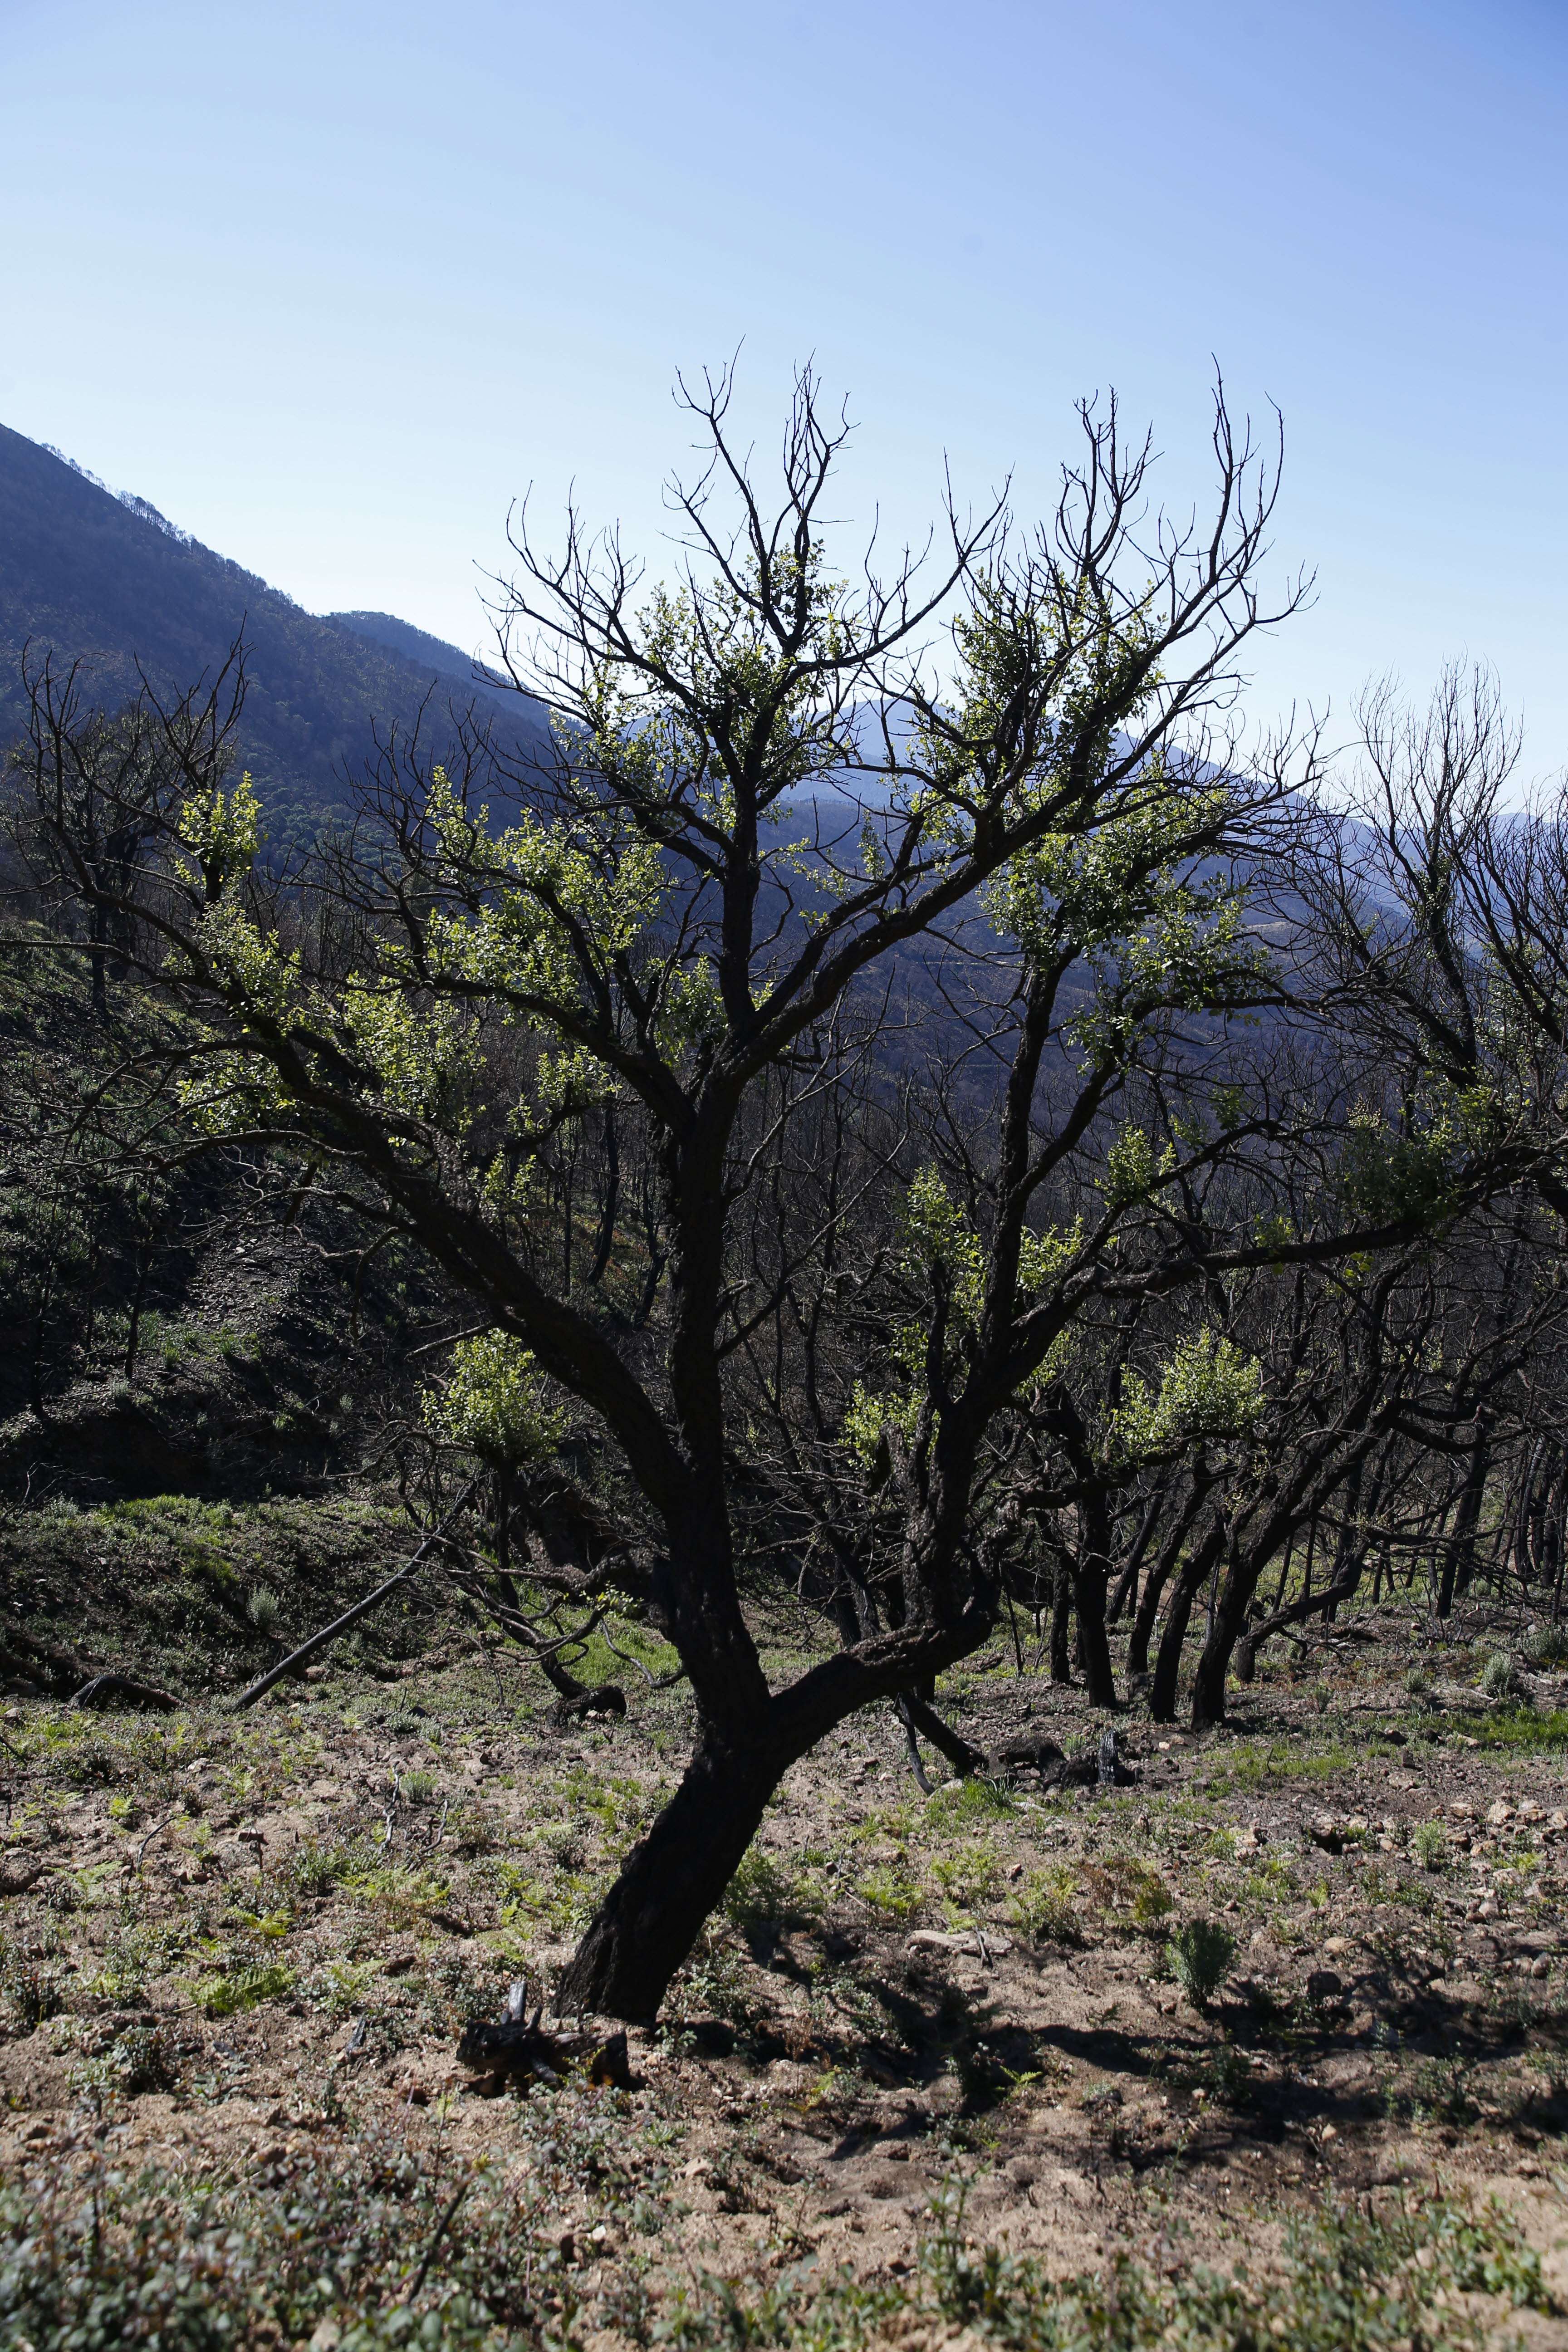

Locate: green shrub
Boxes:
[1131,1867,1176,1926]
[245,1586,281,1637]
[1168,1917,1236,2010]
[924,1775,1015,1826]
[0,1936,67,2030]
[681,1941,760,2026]
[1010,1865,1082,1946]
[196,1959,294,2017]
[67,2019,176,2102]
[857,1858,923,1920]
[1480,1650,1517,1700]
[1412,1819,1447,1871]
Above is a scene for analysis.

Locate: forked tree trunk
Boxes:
[1107,1488,1162,1626]
[1149,1517,1226,1723]
[1190,1539,1260,1730]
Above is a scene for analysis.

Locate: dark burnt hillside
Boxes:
[0,425,553,842]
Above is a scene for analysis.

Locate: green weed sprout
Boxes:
[1010,1866,1082,1947]
[1168,1917,1236,2010]
[1131,1869,1176,1927]
[1411,1820,1447,1872]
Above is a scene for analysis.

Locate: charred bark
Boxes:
[554,1725,774,2017]
[1128,1465,1212,1678]
[1148,1515,1226,1723]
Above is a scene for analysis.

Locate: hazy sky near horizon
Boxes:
[3,0,1565,775]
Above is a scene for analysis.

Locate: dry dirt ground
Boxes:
[2,1606,1568,2346]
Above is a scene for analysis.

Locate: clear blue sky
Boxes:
[4,0,1565,770]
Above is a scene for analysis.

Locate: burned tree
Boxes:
[5,365,1431,2015]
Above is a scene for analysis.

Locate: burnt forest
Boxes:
[2,376,1568,2350]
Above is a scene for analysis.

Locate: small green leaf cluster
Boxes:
[422,1331,566,1467]
[1112,1328,1264,1462]
[338,980,481,1132]
[1100,1122,1164,1209]
[1334,1086,1498,1230]
[174,768,264,901]
[844,1170,1084,1466]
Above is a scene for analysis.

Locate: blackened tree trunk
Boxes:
[1190,1410,1392,1720]
[1107,1486,1162,1625]
[555,1592,990,2016]
[1067,1474,1118,1707]
[1322,1455,1365,1625]
[1191,1547,1254,1728]
[1149,1515,1226,1723]
[1071,1551,1117,1708]
[554,1722,778,2017]
[1230,1568,1365,1692]
[1128,1464,1212,1677]
[1437,1430,1489,1619]
[900,1688,986,1778]
[1049,1556,1073,1682]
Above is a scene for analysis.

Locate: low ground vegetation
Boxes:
[1,1518,1566,2347]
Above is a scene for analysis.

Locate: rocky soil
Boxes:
[0,1571,1567,2345]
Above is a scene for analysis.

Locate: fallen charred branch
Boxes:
[228,1475,478,1712]
[0,1624,176,1712]
[1234,1572,1367,1681]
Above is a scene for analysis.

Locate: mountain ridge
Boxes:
[0,423,552,838]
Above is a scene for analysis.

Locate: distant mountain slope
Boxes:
[0,425,552,839]
[326,609,512,695]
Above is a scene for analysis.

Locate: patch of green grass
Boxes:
[1209,1733,1358,1792]
[1381,2053,1482,2129]
[1240,1855,1297,1910]
[0,2108,617,2348]
[1412,1820,1448,1871]
[924,1776,1015,1827]
[487,1856,595,1936]
[310,1956,381,2016]
[1473,1706,1568,1753]
[343,1862,453,1921]
[856,1856,923,1920]
[928,1838,1002,1914]
[722,1845,817,1928]
[649,2182,1551,2352]
[1078,1852,1175,1926]
[680,1940,763,2027]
